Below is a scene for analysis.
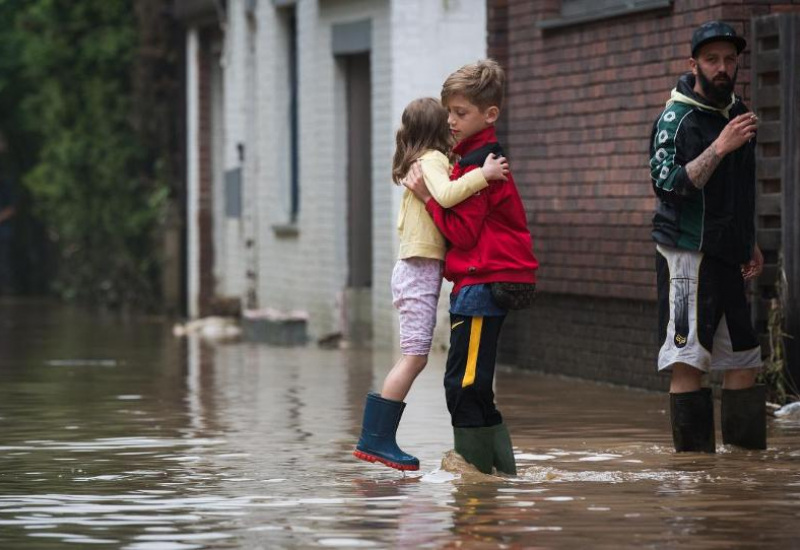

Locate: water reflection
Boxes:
[1,298,800,548]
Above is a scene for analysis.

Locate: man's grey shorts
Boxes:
[656,244,761,372]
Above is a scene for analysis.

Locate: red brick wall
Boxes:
[489,0,800,302]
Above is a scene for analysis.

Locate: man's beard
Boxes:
[697,66,737,107]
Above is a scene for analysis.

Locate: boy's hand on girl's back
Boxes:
[402,161,432,203]
[482,153,509,181]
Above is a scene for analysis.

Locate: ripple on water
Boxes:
[1,436,226,453]
[519,466,713,485]
[124,543,202,550]
[317,538,377,547]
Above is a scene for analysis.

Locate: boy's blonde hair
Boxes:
[441,58,505,111]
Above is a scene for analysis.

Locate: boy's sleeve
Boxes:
[425,188,490,250]
[420,154,487,208]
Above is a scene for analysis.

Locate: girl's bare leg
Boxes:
[381,355,428,401]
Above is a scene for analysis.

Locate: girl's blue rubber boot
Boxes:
[353,392,419,471]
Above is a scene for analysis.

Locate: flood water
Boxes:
[1,298,800,549]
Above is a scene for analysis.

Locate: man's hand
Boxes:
[402,161,432,203]
[742,243,764,281]
[715,113,758,156]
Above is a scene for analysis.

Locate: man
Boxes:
[650,21,765,452]
[0,131,16,294]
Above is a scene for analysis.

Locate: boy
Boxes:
[404,59,538,475]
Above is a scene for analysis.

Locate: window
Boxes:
[272,2,300,236]
[563,0,661,18]
[539,0,672,30]
[287,8,299,223]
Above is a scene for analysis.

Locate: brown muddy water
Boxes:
[1,298,799,549]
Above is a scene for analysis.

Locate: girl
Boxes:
[353,97,508,471]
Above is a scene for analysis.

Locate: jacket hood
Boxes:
[667,73,736,118]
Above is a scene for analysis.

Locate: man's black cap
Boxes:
[691,21,746,57]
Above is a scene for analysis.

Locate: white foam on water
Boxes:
[75,475,128,482]
[516,454,556,461]
[578,454,621,462]
[420,469,459,484]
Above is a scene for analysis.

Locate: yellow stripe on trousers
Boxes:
[462,316,483,388]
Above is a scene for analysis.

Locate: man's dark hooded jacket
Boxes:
[649,73,756,266]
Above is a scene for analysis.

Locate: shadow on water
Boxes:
[1,298,800,549]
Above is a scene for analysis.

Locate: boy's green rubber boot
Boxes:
[453,426,494,474]
[453,424,517,475]
[491,423,517,475]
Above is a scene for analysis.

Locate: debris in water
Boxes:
[172,316,241,340]
[774,401,800,418]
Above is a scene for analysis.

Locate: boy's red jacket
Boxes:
[425,126,538,293]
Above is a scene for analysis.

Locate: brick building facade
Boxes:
[487,0,800,390]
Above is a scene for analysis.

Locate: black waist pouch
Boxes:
[490,282,537,310]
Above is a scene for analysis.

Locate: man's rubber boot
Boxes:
[721,384,767,450]
[453,427,494,474]
[353,392,420,471]
[670,388,716,453]
[491,423,517,475]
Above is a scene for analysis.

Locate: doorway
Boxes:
[343,52,372,344]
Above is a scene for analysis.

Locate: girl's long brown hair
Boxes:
[391,97,454,184]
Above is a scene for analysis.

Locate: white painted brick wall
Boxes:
[382,0,488,350]
[206,0,486,348]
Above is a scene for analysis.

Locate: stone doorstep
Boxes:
[242,317,307,347]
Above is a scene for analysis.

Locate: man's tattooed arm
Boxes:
[685,113,758,190]
[685,142,722,190]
